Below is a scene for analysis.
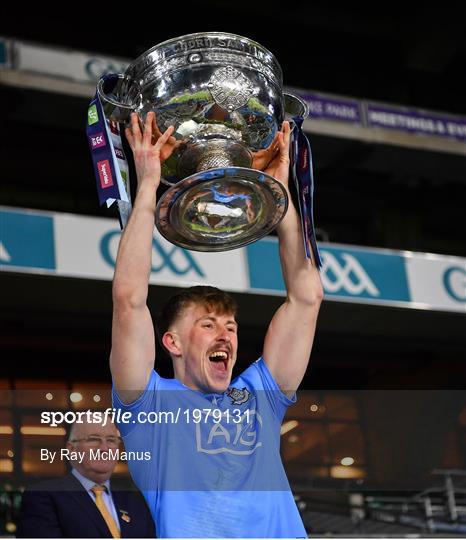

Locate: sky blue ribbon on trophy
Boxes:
[86,74,132,228]
[290,116,322,267]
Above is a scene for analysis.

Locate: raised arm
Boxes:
[110,112,175,403]
[262,122,324,396]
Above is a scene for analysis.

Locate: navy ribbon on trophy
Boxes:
[290,115,322,268]
[86,74,132,228]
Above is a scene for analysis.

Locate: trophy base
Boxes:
[155,167,288,252]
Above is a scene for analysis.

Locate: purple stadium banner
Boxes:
[367,105,466,141]
[299,93,361,124]
[295,89,466,142]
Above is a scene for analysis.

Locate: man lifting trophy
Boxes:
[87,32,323,537]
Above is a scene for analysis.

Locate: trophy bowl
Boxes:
[98,32,308,251]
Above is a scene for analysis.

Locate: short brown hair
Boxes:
[156,286,237,347]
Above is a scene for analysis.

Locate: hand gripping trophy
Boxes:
[87,32,319,260]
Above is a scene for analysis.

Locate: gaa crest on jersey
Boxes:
[227,387,250,405]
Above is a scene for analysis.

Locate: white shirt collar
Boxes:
[71,468,111,494]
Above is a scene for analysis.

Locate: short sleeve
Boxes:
[247,357,297,423]
[112,370,160,437]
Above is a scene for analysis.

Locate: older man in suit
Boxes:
[17,416,156,538]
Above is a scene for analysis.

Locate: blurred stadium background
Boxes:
[1,2,465,537]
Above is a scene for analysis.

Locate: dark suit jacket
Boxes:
[16,473,156,538]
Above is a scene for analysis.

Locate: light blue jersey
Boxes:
[112,358,307,538]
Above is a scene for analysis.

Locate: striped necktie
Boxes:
[91,484,121,538]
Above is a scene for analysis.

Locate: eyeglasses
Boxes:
[70,436,122,447]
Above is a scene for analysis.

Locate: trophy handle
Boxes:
[97,74,142,123]
[283,92,309,120]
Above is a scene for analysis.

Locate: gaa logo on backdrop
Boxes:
[100,230,205,278]
[443,266,466,303]
[320,251,380,297]
[85,58,128,82]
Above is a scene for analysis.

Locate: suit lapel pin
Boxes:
[119,509,131,523]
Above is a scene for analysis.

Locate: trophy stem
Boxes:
[197,150,234,171]
[178,140,252,178]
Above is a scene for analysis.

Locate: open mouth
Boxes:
[209,351,228,373]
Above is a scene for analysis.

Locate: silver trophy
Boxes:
[98,32,308,251]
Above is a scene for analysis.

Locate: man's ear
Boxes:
[162,332,182,356]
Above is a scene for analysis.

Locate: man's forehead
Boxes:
[183,303,237,322]
[78,421,119,437]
